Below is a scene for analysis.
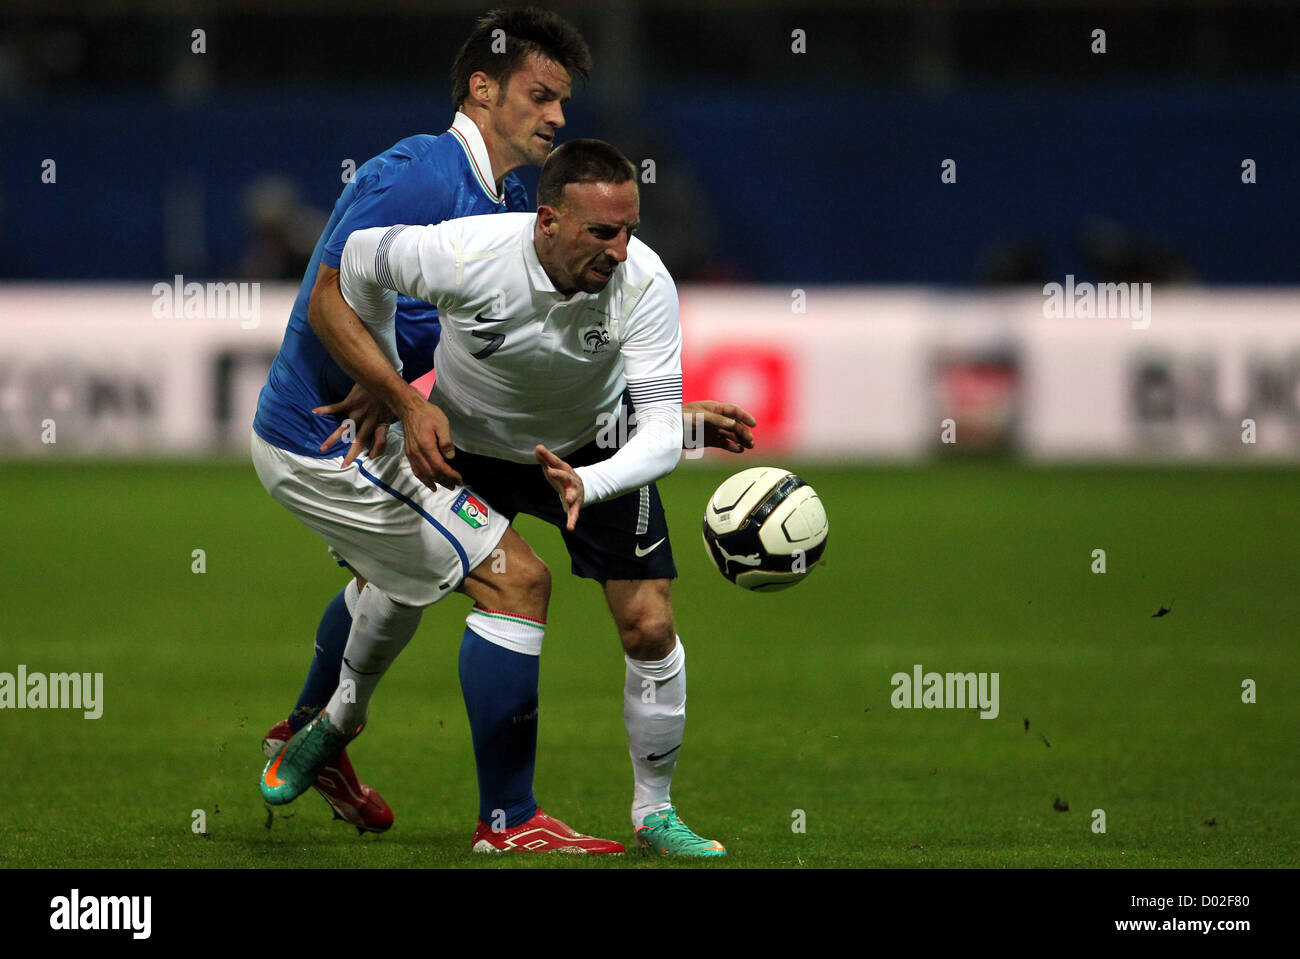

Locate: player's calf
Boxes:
[606,580,695,835]
[457,527,555,835]
[326,584,424,732]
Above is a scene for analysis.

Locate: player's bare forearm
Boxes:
[307,264,460,486]
[307,264,425,421]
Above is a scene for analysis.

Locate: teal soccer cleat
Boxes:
[260,710,360,806]
[634,806,726,857]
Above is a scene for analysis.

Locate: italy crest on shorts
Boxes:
[452,490,490,529]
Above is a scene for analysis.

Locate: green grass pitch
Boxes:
[2,460,1297,868]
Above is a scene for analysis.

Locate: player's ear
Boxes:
[468,71,495,109]
[536,204,560,238]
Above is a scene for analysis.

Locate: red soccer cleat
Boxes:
[262,719,394,834]
[471,808,625,854]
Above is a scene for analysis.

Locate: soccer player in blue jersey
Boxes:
[254,8,753,853]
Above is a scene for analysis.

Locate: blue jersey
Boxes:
[254,117,531,456]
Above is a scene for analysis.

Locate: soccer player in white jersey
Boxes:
[274,139,725,855]
[255,8,752,853]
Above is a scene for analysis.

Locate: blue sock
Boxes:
[459,624,540,827]
[288,587,353,732]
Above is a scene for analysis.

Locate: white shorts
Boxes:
[251,425,505,607]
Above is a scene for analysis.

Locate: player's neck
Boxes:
[482,146,513,191]
[460,107,512,192]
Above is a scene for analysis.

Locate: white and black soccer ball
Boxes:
[702,467,828,591]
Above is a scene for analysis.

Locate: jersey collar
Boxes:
[449,112,504,205]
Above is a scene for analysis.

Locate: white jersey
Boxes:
[339,212,683,503]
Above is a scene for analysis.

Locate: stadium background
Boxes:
[2,0,1297,882]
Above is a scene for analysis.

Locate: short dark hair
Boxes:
[450,7,592,110]
[537,139,637,209]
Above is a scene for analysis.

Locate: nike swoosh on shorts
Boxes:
[635,538,666,558]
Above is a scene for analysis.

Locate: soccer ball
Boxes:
[702,467,828,591]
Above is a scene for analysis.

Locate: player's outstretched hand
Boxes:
[314,383,394,467]
[535,444,584,531]
[683,400,757,454]
[403,402,462,490]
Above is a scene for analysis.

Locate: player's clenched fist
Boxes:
[402,401,462,490]
[535,444,584,531]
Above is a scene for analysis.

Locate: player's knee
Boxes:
[502,551,550,620]
[618,614,676,661]
[523,555,551,609]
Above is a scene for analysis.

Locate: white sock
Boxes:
[465,606,545,656]
[624,638,686,830]
[343,578,361,616]
[326,584,423,732]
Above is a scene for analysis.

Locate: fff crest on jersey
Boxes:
[581,325,612,354]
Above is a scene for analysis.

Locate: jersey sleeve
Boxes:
[619,269,683,410]
[574,268,684,504]
[338,221,465,336]
[321,156,454,270]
